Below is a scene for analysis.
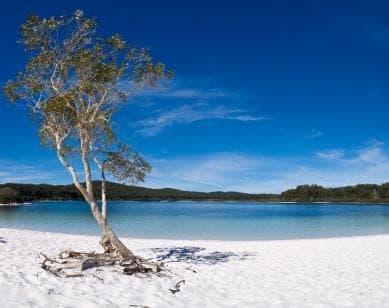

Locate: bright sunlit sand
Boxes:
[1,228,389,307]
[1,2,389,307]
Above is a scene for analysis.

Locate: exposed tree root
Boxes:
[169,279,185,294]
[40,250,164,278]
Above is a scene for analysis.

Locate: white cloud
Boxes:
[145,153,279,192]
[136,104,266,136]
[353,146,387,164]
[305,128,323,139]
[316,149,344,160]
[317,142,387,164]
[157,88,232,99]
[3,142,389,195]
[143,142,389,193]
[0,159,64,183]
[138,83,235,100]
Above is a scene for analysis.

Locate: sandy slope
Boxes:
[1,228,389,307]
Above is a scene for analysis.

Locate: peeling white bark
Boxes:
[55,131,132,258]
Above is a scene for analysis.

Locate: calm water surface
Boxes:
[1,201,389,240]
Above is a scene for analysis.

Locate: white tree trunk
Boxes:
[56,133,133,258]
[101,169,107,222]
[88,199,133,258]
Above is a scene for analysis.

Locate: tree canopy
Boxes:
[3,10,172,191]
[3,10,173,258]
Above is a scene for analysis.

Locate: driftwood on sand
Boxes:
[169,279,185,294]
[40,250,164,278]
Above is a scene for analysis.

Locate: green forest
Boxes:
[0,181,278,203]
[279,183,389,203]
[1,182,389,204]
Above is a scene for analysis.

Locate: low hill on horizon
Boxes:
[1,182,389,204]
[0,181,278,203]
[280,183,389,203]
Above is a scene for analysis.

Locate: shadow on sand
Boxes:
[0,237,6,243]
[150,246,253,265]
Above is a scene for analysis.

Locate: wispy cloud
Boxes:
[145,152,277,192]
[144,141,389,193]
[305,128,323,139]
[352,145,387,164]
[136,104,266,136]
[2,142,389,193]
[317,141,387,164]
[0,159,64,183]
[143,87,233,99]
[316,149,344,160]
[137,77,237,100]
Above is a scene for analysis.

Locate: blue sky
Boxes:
[0,0,389,193]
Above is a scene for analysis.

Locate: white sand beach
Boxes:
[1,228,389,307]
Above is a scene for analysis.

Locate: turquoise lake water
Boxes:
[1,201,389,240]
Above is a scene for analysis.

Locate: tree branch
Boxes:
[50,63,61,95]
[92,155,107,222]
[55,133,88,200]
[80,129,94,200]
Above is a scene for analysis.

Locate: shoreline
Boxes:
[4,199,389,205]
[3,225,389,242]
[1,228,389,307]
[0,202,31,207]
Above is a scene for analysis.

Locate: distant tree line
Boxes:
[2,182,389,204]
[280,184,389,203]
[0,181,278,203]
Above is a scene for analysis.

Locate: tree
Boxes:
[3,10,172,258]
[0,187,21,204]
